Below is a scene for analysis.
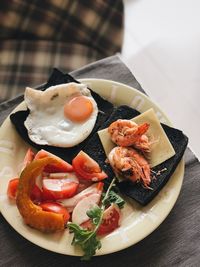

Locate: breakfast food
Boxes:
[9,148,109,228]
[7,148,122,259]
[99,108,176,168]
[6,69,189,259]
[24,83,98,147]
[9,71,188,205]
[60,183,103,212]
[108,119,150,151]
[83,105,188,205]
[108,146,151,188]
[10,69,114,162]
[16,157,69,232]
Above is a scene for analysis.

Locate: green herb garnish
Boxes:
[68,223,101,261]
[102,190,125,209]
[86,205,102,226]
[68,178,118,260]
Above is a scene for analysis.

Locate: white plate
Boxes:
[0,79,184,256]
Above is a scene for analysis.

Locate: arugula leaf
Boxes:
[68,223,101,260]
[68,177,118,260]
[102,190,125,209]
[81,232,101,260]
[86,205,102,225]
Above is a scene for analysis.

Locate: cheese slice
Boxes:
[98,108,175,168]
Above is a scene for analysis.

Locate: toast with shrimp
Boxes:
[83,105,188,205]
[10,69,114,163]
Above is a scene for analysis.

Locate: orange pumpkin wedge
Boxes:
[16,157,66,232]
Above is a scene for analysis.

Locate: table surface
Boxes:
[122,0,200,160]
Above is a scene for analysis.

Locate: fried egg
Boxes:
[24,83,98,147]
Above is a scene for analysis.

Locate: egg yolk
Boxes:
[64,96,93,122]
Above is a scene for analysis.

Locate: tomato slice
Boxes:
[81,204,121,236]
[76,179,93,193]
[81,219,94,231]
[7,178,42,203]
[22,148,35,168]
[35,149,73,173]
[42,178,79,200]
[72,151,107,181]
[97,204,120,236]
[39,202,70,224]
[7,178,19,199]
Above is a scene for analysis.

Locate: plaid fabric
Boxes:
[0,40,104,101]
[0,0,124,102]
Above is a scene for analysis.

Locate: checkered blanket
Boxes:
[0,0,123,102]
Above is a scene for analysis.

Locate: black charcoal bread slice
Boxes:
[83,105,188,205]
[10,69,114,162]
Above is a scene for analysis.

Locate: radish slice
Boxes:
[35,174,43,191]
[72,193,101,225]
[48,172,78,180]
[59,183,103,212]
[42,177,79,200]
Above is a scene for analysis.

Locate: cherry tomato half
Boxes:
[72,151,107,181]
[39,202,70,224]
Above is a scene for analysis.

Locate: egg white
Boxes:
[24,83,98,147]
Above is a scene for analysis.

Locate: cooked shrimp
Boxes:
[16,157,66,232]
[108,146,151,188]
[133,134,151,153]
[108,119,150,152]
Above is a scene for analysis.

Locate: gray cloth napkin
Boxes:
[0,55,199,267]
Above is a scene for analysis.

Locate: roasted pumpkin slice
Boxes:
[16,157,66,232]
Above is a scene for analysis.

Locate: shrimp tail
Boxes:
[136,123,150,136]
